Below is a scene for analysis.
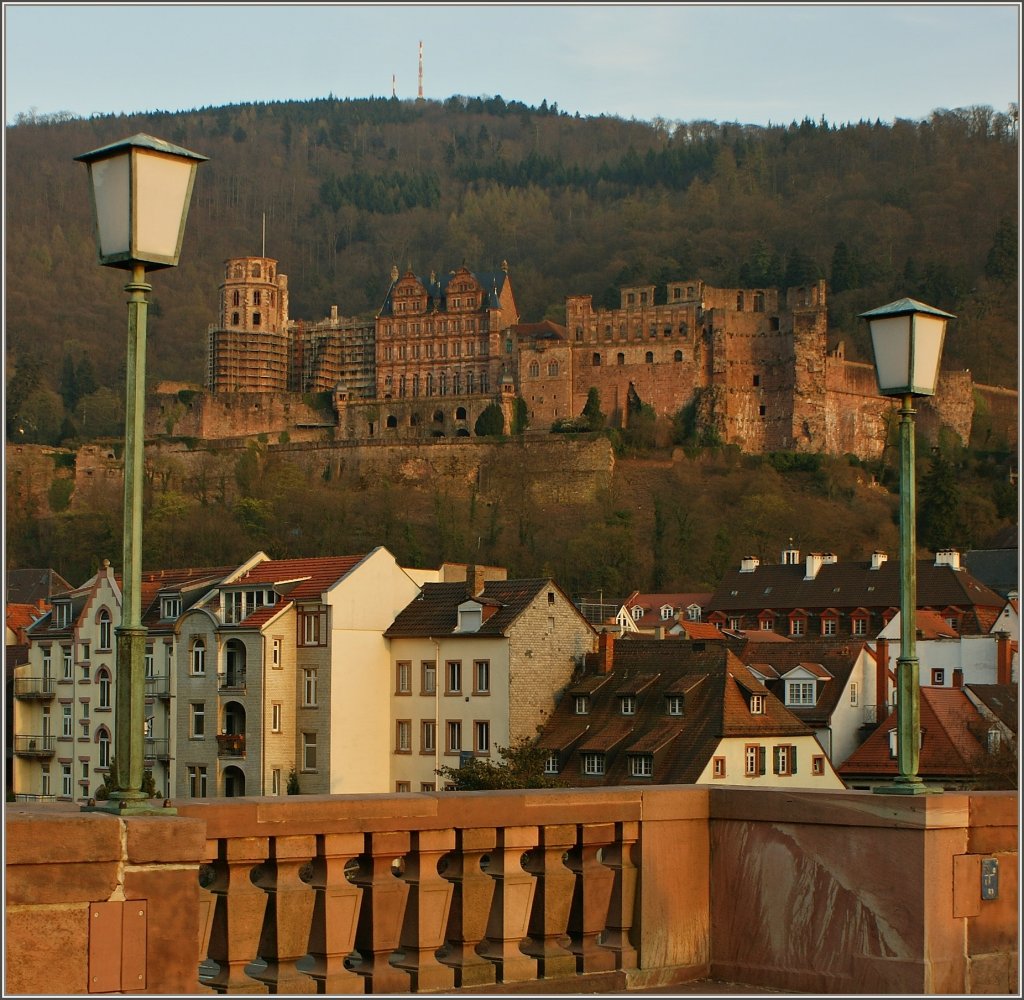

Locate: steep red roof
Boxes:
[231,555,367,601]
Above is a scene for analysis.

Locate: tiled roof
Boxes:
[386,579,570,637]
[625,592,713,631]
[708,558,1005,626]
[966,684,1018,734]
[674,622,725,640]
[912,610,959,638]
[540,638,811,786]
[231,555,367,601]
[138,565,237,628]
[838,687,988,779]
[514,320,566,341]
[6,603,46,637]
[5,568,73,605]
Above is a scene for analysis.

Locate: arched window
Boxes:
[592,352,601,366]
[548,361,559,376]
[97,610,112,650]
[617,353,625,366]
[529,361,540,377]
[98,669,111,709]
[191,638,206,676]
[455,406,468,420]
[674,350,683,362]
[97,728,111,769]
[645,352,654,363]
[433,409,444,424]
[386,415,398,428]
[251,264,261,278]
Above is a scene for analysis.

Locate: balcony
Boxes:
[215,733,245,758]
[13,677,55,700]
[145,737,171,761]
[12,735,55,758]
[218,670,246,692]
[145,673,172,699]
[4,787,1017,996]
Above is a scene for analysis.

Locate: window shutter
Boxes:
[772,746,781,775]
[758,746,766,775]
[791,745,798,774]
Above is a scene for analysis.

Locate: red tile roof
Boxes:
[231,555,367,601]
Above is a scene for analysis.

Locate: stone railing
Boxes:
[4,787,1018,995]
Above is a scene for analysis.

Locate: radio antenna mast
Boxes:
[418,40,424,101]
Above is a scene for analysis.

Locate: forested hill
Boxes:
[5,96,1018,444]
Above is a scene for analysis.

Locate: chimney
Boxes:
[996,632,1012,684]
[782,541,800,565]
[598,630,615,674]
[870,551,888,570]
[952,668,964,689]
[804,552,826,580]
[330,305,338,322]
[739,555,760,573]
[466,564,486,598]
[934,548,961,571]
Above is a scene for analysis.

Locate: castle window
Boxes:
[252,313,261,326]
[592,352,601,366]
[737,292,744,310]
[753,374,760,387]
[386,415,397,428]
[759,405,766,417]
[232,312,240,325]
[664,326,672,337]
[604,325,612,338]
[640,292,648,304]
[529,361,540,377]
[251,264,261,278]
[456,407,467,420]
[645,352,654,363]
[754,292,765,312]
[232,291,240,306]
[253,291,261,306]
[627,293,635,305]
[548,361,558,376]
[771,317,780,331]
[674,350,683,362]
[673,287,681,299]
[617,353,625,365]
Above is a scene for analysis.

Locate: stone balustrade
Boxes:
[5,786,1018,995]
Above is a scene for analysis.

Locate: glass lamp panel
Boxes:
[90,154,131,259]
[869,314,912,395]
[909,314,946,395]
[133,150,194,262]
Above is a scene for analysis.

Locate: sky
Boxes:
[3,3,1020,128]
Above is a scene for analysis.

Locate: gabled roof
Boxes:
[386,579,588,638]
[624,591,712,631]
[230,554,367,601]
[539,638,811,785]
[839,687,988,779]
[514,320,567,342]
[378,267,511,317]
[673,622,725,640]
[139,565,238,628]
[5,568,73,606]
[966,684,1018,734]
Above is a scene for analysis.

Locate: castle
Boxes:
[171,255,1016,458]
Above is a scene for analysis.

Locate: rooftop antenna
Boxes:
[392,73,396,98]
[261,212,266,257]
[418,40,424,101]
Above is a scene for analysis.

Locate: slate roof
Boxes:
[385,579,570,638]
[966,684,1018,734]
[539,638,812,786]
[838,687,988,780]
[5,568,73,605]
[138,565,237,629]
[708,557,1005,633]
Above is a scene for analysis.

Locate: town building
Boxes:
[615,590,712,635]
[383,570,597,792]
[838,684,1016,791]
[172,547,428,798]
[537,634,845,789]
[705,545,1006,639]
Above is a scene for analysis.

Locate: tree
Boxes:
[582,387,605,431]
[436,736,563,790]
[918,452,964,552]
[474,402,505,436]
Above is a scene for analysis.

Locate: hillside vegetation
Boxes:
[5,96,1018,450]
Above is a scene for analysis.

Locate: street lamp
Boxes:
[860,298,954,795]
[76,134,207,813]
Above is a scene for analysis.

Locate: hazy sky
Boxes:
[3,3,1021,127]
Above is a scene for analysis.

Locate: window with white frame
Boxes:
[161,595,181,620]
[446,660,462,694]
[544,751,559,774]
[667,694,683,716]
[303,669,317,707]
[165,643,174,674]
[582,752,605,776]
[474,720,490,754]
[713,756,726,778]
[660,605,674,620]
[629,754,653,777]
[574,695,589,715]
[785,681,816,706]
[849,682,858,706]
[299,607,327,646]
[190,703,205,738]
[750,694,765,715]
[620,695,636,715]
[852,617,867,636]
[188,765,207,797]
[98,729,110,768]
[421,720,436,753]
[81,641,90,662]
[55,603,72,628]
[790,617,806,636]
[420,782,436,792]
[97,610,112,650]
[773,744,797,776]
[631,606,643,621]
[98,670,111,709]
[190,638,206,675]
[812,755,825,776]
[729,617,741,631]
[302,732,317,770]
[41,766,51,796]
[41,648,52,680]
[931,668,945,686]
[272,637,282,669]
[61,764,73,798]
[144,645,154,678]
[421,661,436,694]
[62,704,73,738]
[744,744,765,776]
[271,703,282,733]
[271,768,281,795]
[396,661,411,694]
[822,617,837,636]
[446,720,462,752]
[474,660,490,694]
[62,647,72,680]
[396,720,412,753]
[760,618,774,631]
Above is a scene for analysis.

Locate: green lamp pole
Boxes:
[861,298,954,795]
[76,135,207,813]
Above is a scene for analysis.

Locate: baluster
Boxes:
[567,823,617,973]
[305,833,365,994]
[395,828,456,992]
[197,861,219,993]
[248,835,317,994]
[522,823,576,978]
[602,821,639,970]
[437,827,497,988]
[477,825,539,983]
[350,831,411,993]
[204,837,270,993]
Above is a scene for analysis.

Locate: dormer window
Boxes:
[666,695,683,716]
[785,680,816,706]
[161,596,182,620]
[574,695,589,715]
[660,605,674,620]
[457,601,483,633]
[631,606,643,621]
[620,695,636,715]
[54,602,72,628]
[750,694,765,715]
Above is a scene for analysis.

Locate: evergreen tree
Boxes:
[474,402,505,436]
[984,217,1018,283]
[582,387,605,430]
[918,453,964,551]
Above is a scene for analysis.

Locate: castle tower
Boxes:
[208,256,291,393]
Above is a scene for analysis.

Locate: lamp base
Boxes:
[873,779,943,796]
[81,799,178,816]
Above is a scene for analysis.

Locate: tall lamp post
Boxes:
[76,134,207,813]
[861,298,954,795]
